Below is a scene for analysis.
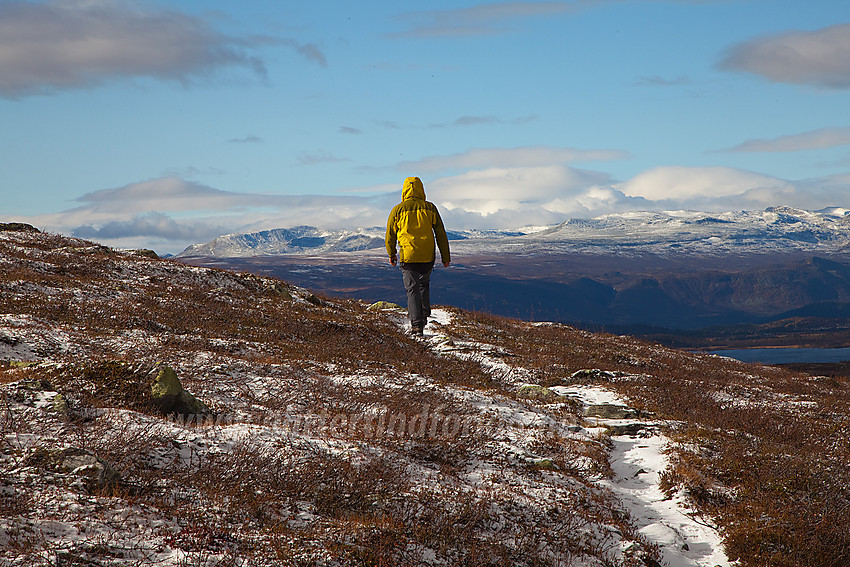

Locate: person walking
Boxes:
[385,177,451,336]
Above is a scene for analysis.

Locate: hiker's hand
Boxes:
[443,261,450,268]
[390,256,397,266]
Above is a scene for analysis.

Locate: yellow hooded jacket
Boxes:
[385,177,451,264]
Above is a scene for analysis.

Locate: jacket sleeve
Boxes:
[385,207,398,258]
[432,208,451,264]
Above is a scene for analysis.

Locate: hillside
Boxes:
[2,225,849,566]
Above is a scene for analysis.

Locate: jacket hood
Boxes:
[402,177,426,201]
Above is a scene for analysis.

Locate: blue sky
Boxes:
[2,0,850,253]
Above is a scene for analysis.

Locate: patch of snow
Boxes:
[555,385,731,567]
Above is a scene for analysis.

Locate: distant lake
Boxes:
[709,347,850,364]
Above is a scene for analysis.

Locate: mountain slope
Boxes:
[2,226,849,566]
[178,207,850,333]
[179,207,850,259]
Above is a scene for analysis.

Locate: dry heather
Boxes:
[1,228,848,566]
[446,310,850,567]
[1,230,656,567]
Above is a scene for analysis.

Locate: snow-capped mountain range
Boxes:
[179,207,850,258]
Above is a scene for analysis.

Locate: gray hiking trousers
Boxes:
[400,261,433,328]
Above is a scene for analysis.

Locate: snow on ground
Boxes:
[414,308,733,567]
[555,386,731,567]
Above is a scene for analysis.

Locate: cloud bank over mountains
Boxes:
[16,146,849,254]
[4,3,848,254]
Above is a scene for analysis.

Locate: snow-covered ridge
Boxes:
[178,226,539,257]
[179,206,850,258]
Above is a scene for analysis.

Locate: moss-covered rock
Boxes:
[150,363,210,417]
[63,361,211,418]
[151,364,182,398]
[532,458,557,471]
[367,301,402,311]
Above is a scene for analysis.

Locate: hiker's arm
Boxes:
[385,207,399,265]
[433,210,451,266]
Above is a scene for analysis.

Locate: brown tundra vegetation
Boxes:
[1,226,848,566]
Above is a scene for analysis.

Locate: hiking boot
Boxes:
[411,324,424,336]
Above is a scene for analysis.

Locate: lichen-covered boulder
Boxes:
[150,364,210,417]
[71,361,211,418]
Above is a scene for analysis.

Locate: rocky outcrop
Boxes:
[584,403,639,420]
[516,384,560,403]
[25,447,121,492]
[0,222,39,233]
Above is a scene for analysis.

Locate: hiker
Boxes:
[385,177,451,336]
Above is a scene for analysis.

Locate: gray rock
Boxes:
[26,447,120,492]
[517,384,560,403]
[271,282,293,300]
[607,423,652,436]
[584,403,639,419]
[569,369,622,382]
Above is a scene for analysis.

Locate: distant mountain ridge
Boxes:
[178,225,538,257]
[179,207,850,258]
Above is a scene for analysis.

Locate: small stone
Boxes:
[532,458,557,471]
[367,301,402,311]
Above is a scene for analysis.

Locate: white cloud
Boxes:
[296,151,350,166]
[399,146,629,173]
[73,212,227,242]
[719,23,850,88]
[426,165,613,210]
[393,2,585,38]
[718,127,850,153]
[393,1,736,38]
[618,166,790,201]
[16,164,850,255]
[0,0,324,98]
[20,177,391,253]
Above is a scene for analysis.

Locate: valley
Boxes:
[178,207,850,366]
[181,249,850,353]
